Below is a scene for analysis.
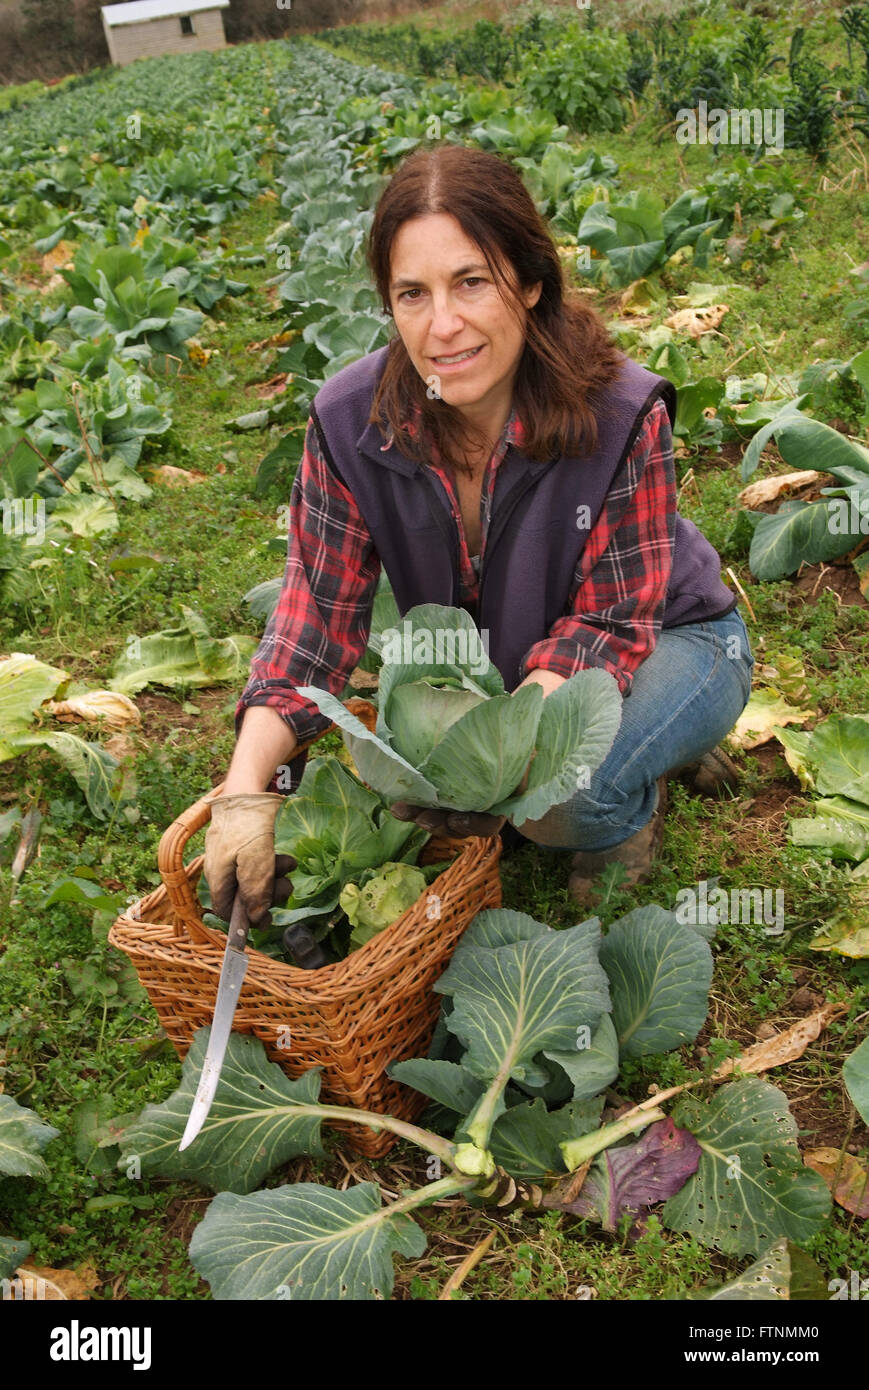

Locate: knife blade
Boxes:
[178,893,250,1151]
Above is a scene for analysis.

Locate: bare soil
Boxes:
[791,560,869,609]
[136,689,235,784]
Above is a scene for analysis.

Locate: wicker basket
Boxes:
[109,708,502,1157]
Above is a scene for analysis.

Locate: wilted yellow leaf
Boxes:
[757,652,811,706]
[670,284,737,308]
[664,305,729,337]
[812,926,869,957]
[46,690,140,730]
[16,1261,101,1300]
[104,731,137,761]
[738,471,823,507]
[727,690,817,750]
[804,1149,869,1218]
[148,465,207,487]
[810,897,869,957]
[711,1002,845,1080]
[619,279,663,315]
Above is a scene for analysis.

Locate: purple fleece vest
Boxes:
[311,346,735,692]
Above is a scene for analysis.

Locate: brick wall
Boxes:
[104,9,227,66]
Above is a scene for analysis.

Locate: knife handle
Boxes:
[227,892,250,951]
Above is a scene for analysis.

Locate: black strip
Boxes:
[309,403,348,489]
[616,381,677,477]
[664,595,739,628]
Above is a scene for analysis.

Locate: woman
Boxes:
[205,144,753,925]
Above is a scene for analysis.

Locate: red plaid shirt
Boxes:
[238,395,677,745]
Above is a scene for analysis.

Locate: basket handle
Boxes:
[156,697,378,938]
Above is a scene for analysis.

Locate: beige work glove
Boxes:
[204,793,294,925]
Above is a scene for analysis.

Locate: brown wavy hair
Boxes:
[366,143,624,477]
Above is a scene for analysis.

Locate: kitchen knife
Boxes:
[178,892,250,1152]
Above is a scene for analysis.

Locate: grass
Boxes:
[1,6,868,1301]
[401,1211,726,1300]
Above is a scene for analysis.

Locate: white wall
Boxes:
[103,9,227,66]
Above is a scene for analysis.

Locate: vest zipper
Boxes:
[415,464,461,605]
[477,455,561,628]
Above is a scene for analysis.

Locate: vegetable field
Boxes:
[1,0,868,1308]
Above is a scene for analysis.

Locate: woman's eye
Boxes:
[398,278,484,303]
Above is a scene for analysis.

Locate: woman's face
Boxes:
[388,213,542,431]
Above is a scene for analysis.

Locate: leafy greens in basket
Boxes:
[340,862,428,949]
[299,603,623,821]
[270,755,438,949]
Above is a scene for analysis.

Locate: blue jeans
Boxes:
[512,608,754,853]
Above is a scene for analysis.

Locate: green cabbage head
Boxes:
[298,603,622,823]
[340,862,427,948]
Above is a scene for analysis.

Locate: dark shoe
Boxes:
[673,745,740,795]
[567,776,667,908]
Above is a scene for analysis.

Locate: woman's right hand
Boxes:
[204,794,295,924]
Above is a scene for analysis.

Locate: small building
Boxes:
[101,0,230,67]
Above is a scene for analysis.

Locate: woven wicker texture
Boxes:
[109,701,503,1156]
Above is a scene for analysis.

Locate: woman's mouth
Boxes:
[430,344,484,369]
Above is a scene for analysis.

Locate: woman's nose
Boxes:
[428,295,464,339]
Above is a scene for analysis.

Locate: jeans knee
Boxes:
[512,779,642,852]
